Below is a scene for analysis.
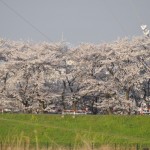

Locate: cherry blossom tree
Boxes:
[0,36,149,114]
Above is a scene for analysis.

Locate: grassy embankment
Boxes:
[0,114,150,149]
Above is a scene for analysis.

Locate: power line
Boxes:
[103,1,128,36]
[0,0,52,42]
[129,0,143,25]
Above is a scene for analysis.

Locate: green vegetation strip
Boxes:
[0,114,150,147]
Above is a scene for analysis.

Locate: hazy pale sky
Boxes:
[0,0,150,44]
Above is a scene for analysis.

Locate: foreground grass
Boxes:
[0,114,150,148]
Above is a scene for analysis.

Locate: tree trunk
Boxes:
[125,87,131,115]
[125,88,130,100]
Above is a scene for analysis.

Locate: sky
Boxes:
[0,0,150,44]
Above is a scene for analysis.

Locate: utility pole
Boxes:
[147,79,150,112]
[148,79,150,102]
[61,32,64,42]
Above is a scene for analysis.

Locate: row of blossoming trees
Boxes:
[0,36,149,114]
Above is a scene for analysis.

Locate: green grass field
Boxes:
[0,114,150,149]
